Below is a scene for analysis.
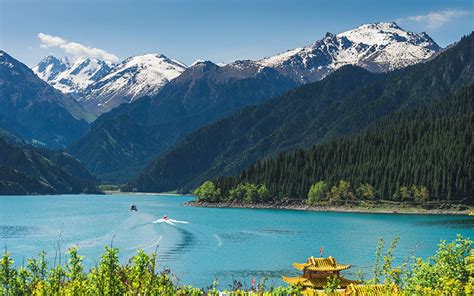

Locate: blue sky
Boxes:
[1,0,473,67]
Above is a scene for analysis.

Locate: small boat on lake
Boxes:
[152,215,190,225]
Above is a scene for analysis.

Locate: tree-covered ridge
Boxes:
[125,33,474,193]
[0,138,101,195]
[214,86,473,203]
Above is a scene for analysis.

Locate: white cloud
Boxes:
[38,32,119,63]
[396,9,472,29]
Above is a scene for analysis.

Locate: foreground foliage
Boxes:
[0,138,101,195]
[1,236,472,295]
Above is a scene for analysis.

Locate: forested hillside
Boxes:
[124,33,474,193]
[214,86,473,203]
[0,138,101,195]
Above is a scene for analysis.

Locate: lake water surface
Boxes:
[1,194,473,289]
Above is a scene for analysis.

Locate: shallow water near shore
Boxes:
[1,194,473,288]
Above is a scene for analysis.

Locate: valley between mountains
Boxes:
[0,23,472,208]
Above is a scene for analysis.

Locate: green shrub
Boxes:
[194,181,221,202]
[307,181,327,205]
[404,235,472,295]
[229,183,269,203]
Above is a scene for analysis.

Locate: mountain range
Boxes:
[68,60,297,182]
[123,33,473,194]
[2,22,470,202]
[64,22,443,182]
[33,56,112,96]
[33,22,439,116]
[258,22,440,82]
[34,53,187,115]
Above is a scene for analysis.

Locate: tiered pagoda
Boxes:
[282,256,359,291]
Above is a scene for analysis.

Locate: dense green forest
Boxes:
[0,138,101,195]
[124,33,474,194]
[212,86,473,203]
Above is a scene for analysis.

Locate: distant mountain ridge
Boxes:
[67,22,444,183]
[33,22,439,116]
[33,53,187,115]
[258,22,440,82]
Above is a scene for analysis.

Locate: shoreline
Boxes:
[186,200,472,215]
[103,190,192,196]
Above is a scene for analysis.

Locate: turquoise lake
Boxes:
[1,194,473,289]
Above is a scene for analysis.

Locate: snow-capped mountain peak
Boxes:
[81,53,187,115]
[33,55,70,82]
[338,22,409,46]
[33,56,111,95]
[52,57,112,94]
[258,22,440,82]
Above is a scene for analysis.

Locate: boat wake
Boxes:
[214,234,223,247]
[152,218,190,226]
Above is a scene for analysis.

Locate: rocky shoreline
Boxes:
[185,200,472,215]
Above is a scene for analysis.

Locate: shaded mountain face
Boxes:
[0,137,100,195]
[0,51,89,148]
[123,33,473,193]
[258,22,440,82]
[68,60,297,182]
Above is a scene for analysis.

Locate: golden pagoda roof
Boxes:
[282,275,359,289]
[344,283,401,295]
[293,256,351,272]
